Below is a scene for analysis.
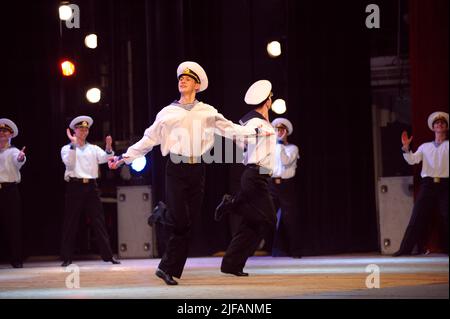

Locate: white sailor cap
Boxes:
[0,118,19,138]
[177,61,208,92]
[69,115,93,130]
[271,117,293,135]
[244,80,272,105]
[427,111,449,130]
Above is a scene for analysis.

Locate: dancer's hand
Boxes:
[17,146,26,162]
[401,131,413,151]
[66,128,78,146]
[105,135,113,153]
[108,156,124,169]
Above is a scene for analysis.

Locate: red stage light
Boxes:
[61,60,75,76]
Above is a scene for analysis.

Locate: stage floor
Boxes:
[0,254,448,299]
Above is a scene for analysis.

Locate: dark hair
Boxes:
[255,94,272,109]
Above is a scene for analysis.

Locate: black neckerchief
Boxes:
[239,110,265,125]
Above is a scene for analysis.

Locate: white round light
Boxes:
[59,5,73,21]
[271,99,287,114]
[84,34,98,49]
[267,41,282,58]
[86,88,101,103]
[131,157,147,172]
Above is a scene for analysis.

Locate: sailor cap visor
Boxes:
[427,111,449,130]
[177,61,208,92]
[70,115,94,130]
[0,118,19,138]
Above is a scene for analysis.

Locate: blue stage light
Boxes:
[131,156,146,172]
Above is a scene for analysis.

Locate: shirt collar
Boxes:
[172,99,199,110]
[432,140,448,148]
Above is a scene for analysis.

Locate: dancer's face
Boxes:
[178,75,200,94]
[433,119,448,133]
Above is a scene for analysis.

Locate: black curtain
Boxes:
[2,0,63,258]
[286,1,378,254]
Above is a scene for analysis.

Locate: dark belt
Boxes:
[423,177,448,184]
[246,164,272,176]
[0,182,17,190]
[68,177,97,184]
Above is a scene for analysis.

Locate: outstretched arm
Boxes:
[109,115,162,169]
[214,113,259,138]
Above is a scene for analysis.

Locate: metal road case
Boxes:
[377,176,414,254]
[117,185,157,258]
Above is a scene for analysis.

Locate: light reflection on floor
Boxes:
[0,254,448,299]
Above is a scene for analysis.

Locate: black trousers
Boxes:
[0,183,22,263]
[221,166,276,273]
[269,178,302,256]
[158,160,205,278]
[398,177,449,254]
[60,181,114,261]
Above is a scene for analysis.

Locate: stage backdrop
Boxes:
[1,0,389,259]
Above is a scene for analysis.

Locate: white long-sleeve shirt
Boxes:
[403,140,449,178]
[272,143,299,179]
[122,101,260,164]
[237,111,276,173]
[0,146,26,183]
[61,143,114,181]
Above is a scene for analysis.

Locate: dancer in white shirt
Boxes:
[60,116,120,266]
[269,117,301,258]
[0,118,26,268]
[393,111,449,256]
[108,61,268,285]
[216,80,277,276]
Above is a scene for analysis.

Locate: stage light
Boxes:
[131,156,147,172]
[267,41,282,58]
[84,34,98,49]
[271,99,287,114]
[59,4,73,21]
[61,60,75,76]
[86,88,101,103]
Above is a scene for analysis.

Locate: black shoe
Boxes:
[292,255,302,259]
[221,270,249,277]
[61,260,72,267]
[215,194,234,221]
[11,262,23,269]
[108,257,121,265]
[155,268,178,285]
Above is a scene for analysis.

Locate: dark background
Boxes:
[1,0,447,260]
